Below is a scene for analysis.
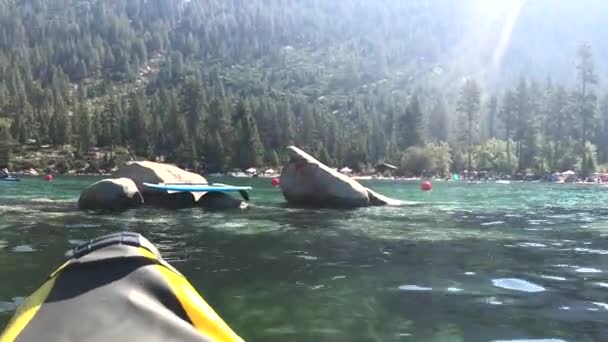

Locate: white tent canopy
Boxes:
[562,170,576,175]
[264,169,276,174]
[339,167,353,174]
[245,167,257,174]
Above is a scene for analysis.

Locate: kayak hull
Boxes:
[0,232,243,342]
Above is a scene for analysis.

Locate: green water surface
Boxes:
[1,177,608,341]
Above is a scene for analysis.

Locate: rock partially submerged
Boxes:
[280,146,401,208]
[198,192,249,210]
[366,187,403,206]
[113,161,207,197]
[78,161,246,211]
[78,178,143,210]
[142,191,248,210]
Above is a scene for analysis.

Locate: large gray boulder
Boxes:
[113,161,207,196]
[78,178,143,210]
[112,161,246,210]
[280,146,400,208]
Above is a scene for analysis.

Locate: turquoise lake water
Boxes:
[1,177,608,341]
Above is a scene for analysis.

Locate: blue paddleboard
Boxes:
[0,177,20,182]
[143,182,252,193]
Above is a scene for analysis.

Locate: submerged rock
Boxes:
[113,161,207,197]
[78,178,143,210]
[280,146,400,208]
[198,192,249,210]
[366,187,403,206]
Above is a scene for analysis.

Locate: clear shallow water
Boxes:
[1,177,608,341]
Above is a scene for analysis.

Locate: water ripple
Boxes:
[492,278,546,293]
[11,245,36,253]
[398,285,432,291]
[572,247,608,255]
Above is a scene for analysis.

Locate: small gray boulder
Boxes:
[78,178,143,210]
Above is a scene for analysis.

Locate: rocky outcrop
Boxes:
[112,161,208,207]
[78,178,143,210]
[280,146,401,208]
[113,161,207,196]
[76,161,247,211]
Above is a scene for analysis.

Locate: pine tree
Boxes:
[10,95,33,144]
[277,99,296,147]
[457,79,481,171]
[165,90,188,158]
[50,96,70,146]
[179,78,206,156]
[575,44,598,175]
[486,95,498,139]
[77,102,93,152]
[101,95,120,155]
[115,100,128,147]
[244,112,264,169]
[207,98,233,165]
[76,60,88,81]
[127,92,149,156]
[522,81,542,171]
[0,123,12,169]
[205,131,226,172]
[428,97,448,142]
[233,100,263,169]
[36,92,53,145]
[499,90,517,167]
[298,103,317,150]
[317,145,332,166]
[513,78,529,170]
[547,86,572,169]
[269,149,281,169]
[400,94,424,148]
[597,93,608,163]
[541,78,554,140]
[11,114,28,145]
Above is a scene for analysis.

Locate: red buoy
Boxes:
[45,174,54,182]
[271,177,280,187]
[421,181,432,192]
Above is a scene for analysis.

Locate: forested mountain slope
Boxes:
[1,0,607,174]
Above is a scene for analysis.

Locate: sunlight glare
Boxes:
[461,0,527,83]
[487,0,526,69]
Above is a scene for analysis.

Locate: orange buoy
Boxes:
[45,174,54,182]
[271,177,280,187]
[421,181,432,192]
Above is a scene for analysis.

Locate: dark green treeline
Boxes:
[1,0,608,175]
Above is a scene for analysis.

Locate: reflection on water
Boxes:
[491,278,546,293]
[398,285,433,291]
[1,178,608,341]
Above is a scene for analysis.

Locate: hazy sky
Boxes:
[448,0,607,86]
